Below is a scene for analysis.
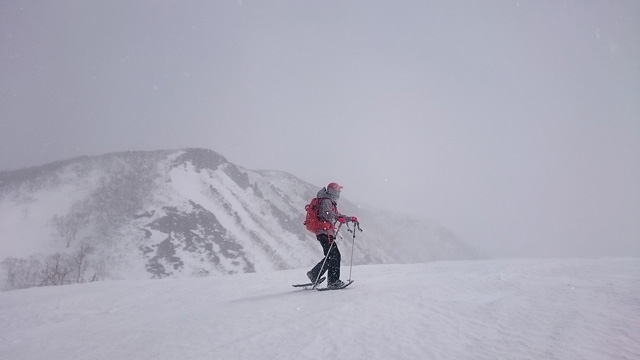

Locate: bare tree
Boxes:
[91,255,110,281]
[41,253,71,286]
[2,249,103,291]
[52,209,90,248]
[2,257,21,290]
[52,215,78,248]
[1,255,42,290]
[72,244,94,283]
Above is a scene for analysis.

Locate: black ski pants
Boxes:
[309,234,341,284]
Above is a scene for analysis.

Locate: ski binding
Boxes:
[316,279,354,291]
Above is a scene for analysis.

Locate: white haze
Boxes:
[0,1,638,259]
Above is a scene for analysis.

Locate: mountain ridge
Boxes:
[0,148,479,290]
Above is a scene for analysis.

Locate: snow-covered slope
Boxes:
[0,258,638,360]
[0,149,478,289]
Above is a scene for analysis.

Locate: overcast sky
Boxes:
[1,1,638,259]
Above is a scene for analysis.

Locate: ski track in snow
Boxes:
[1,258,639,360]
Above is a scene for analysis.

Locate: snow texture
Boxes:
[1,258,638,360]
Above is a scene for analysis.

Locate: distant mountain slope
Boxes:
[0,148,479,289]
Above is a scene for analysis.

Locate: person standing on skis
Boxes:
[306,182,358,289]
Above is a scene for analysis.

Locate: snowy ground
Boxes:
[1,258,638,360]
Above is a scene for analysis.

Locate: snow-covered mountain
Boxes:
[1,258,638,360]
[0,148,478,290]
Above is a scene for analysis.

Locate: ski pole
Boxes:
[312,222,342,289]
[347,221,363,281]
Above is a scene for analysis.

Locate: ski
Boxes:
[292,277,326,288]
[316,280,354,291]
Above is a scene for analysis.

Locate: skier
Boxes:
[306,182,358,289]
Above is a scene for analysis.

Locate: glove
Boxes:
[351,216,358,223]
[337,216,346,224]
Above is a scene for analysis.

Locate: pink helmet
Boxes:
[327,182,343,191]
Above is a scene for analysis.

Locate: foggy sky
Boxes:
[1,1,639,258]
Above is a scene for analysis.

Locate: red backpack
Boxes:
[303,197,332,233]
